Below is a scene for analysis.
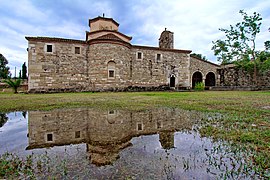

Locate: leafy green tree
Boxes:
[265,41,270,50]
[0,54,10,79]
[3,78,22,93]
[212,10,263,64]
[0,113,8,128]
[22,62,27,79]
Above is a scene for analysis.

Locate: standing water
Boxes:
[0,108,262,179]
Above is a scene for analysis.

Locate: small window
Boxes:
[75,47,80,54]
[157,121,162,129]
[109,70,114,78]
[137,123,143,131]
[47,45,52,52]
[156,54,161,61]
[47,133,53,141]
[75,131,81,138]
[137,52,142,59]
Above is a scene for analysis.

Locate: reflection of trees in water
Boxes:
[22,111,27,119]
[0,113,8,127]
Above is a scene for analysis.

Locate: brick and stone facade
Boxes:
[26,16,219,92]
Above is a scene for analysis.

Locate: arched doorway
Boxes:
[170,75,175,87]
[192,71,203,88]
[205,72,216,87]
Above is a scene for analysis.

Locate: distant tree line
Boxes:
[0,53,27,79]
[0,54,10,79]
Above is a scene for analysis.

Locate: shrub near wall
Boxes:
[194,82,205,91]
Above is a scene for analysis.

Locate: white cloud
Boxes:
[0,0,269,74]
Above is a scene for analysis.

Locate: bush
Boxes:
[194,82,205,91]
[3,78,21,93]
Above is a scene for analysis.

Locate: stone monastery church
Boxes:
[26,16,220,92]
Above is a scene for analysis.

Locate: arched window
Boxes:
[108,61,116,79]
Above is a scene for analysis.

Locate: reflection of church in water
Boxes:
[27,108,201,166]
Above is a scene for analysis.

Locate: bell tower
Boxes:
[159,28,174,49]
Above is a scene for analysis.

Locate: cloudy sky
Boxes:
[0,0,269,76]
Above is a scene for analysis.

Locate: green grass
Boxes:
[0,90,269,177]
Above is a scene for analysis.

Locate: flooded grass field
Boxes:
[0,107,268,179]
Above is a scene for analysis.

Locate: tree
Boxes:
[265,41,270,50]
[190,53,208,61]
[212,10,262,64]
[0,54,10,79]
[22,62,27,79]
[0,113,8,128]
[19,70,22,79]
[3,78,22,93]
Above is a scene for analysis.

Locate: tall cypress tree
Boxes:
[22,62,27,79]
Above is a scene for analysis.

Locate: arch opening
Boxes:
[107,61,116,79]
[192,71,203,88]
[170,75,175,87]
[205,72,216,87]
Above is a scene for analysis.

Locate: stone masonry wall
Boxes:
[131,47,190,88]
[190,56,219,86]
[28,40,89,93]
[88,43,132,91]
[217,66,270,88]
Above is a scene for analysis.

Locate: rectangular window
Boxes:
[75,131,81,138]
[137,52,142,59]
[137,123,143,131]
[75,47,80,54]
[157,121,162,129]
[47,45,52,52]
[47,133,53,141]
[109,70,114,78]
[156,54,161,61]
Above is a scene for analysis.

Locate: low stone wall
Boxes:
[211,86,270,91]
[28,84,190,93]
[217,65,270,90]
[0,81,28,92]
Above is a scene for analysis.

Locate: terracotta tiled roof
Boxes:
[89,16,119,27]
[86,30,132,41]
[25,37,86,44]
[88,34,131,48]
[96,33,124,41]
[190,55,220,67]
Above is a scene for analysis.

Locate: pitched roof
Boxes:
[25,37,86,44]
[89,16,119,27]
[132,45,192,54]
[86,30,132,41]
[96,33,124,41]
[190,55,220,67]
